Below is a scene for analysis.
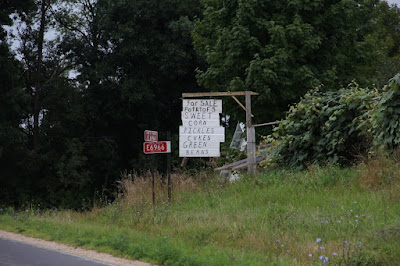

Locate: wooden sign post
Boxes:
[245,91,256,176]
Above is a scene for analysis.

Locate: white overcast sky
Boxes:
[386,0,400,5]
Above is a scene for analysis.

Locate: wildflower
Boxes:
[286,250,290,253]
[320,246,324,250]
[277,240,280,243]
[333,252,337,256]
[319,255,324,260]
[316,238,322,243]
[350,209,353,212]
[308,254,312,257]
[344,240,348,244]
[359,242,362,248]
[355,215,358,218]
[323,257,329,264]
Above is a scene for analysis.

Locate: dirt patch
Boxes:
[0,230,154,266]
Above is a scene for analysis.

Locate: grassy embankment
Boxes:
[1,156,400,265]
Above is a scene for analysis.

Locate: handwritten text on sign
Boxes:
[179,126,224,135]
[179,134,225,142]
[179,99,224,157]
[181,119,220,127]
[179,149,220,157]
[179,140,221,149]
[181,112,220,120]
[182,99,222,113]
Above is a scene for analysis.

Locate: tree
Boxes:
[0,0,35,205]
[0,0,203,208]
[58,0,202,174]
[0,0,95,208]
[193,0,392,124]
[361,2,400,87]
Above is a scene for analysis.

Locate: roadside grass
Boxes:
[1,155,400,265]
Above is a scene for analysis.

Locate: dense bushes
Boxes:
[373,74,400,150]
[266,74,400,168]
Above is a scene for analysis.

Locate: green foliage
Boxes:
[0,0,34,27]
[59,0,203,174]
[373,73,400,150]
[193,0,391,122]
[360,2,400,87]
[0,0,34,206]
[1,0,204,209]
[266,83,379,168]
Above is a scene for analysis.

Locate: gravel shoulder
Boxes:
[0,230,153,266]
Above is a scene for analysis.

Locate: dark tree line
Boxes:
[0,0,399,208]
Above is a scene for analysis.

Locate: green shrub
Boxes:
[265,83,380,168]
[373,73,400,151]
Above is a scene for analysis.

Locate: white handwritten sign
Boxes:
[181,120,221,127]
[179,149,220,157]
[179,134,225,143]
[179,99,224,157]
[182,99,222,113]
[181,112,220,121]
[179,140,221,149]
[179,126,225,135]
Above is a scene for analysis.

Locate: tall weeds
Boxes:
[358,154,400,190]
[115,170,214,209]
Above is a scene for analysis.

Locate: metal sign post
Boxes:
[143,130,172,205]
[167,131,172,201]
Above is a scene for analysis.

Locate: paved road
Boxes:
[0,236,114,266]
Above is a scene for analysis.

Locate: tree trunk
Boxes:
[33,0,46,150]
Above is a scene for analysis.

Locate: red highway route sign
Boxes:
[143,141,171,154]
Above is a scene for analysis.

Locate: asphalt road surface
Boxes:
[0,236,114,266]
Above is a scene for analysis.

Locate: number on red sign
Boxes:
[144,141,169,153]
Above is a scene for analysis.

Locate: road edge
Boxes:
[0,230,153,266]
